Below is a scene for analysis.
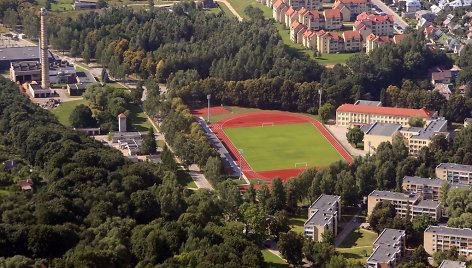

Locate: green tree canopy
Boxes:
[69,104,96,128]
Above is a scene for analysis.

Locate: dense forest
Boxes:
[0,77,266,266]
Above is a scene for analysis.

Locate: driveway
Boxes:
[325,124,367,157]
[371,0,408,29]
[335,213,362,247]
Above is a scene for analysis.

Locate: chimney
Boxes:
[40,8,50,89]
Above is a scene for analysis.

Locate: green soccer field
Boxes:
[223,123,343,171]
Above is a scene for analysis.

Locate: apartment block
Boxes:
[367,228,406,268]
[436,163,472,185]
[304,194,341,242]
[368,190,441,221]
[333,0,371,21]
[366,33,407,54]
[424,226,472,256]
[438,260,466,268]
[354,12,394,39]
[336,104,437,128]
[402,176,446,201]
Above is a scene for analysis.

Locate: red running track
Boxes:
[191,106,230,117]
[209,112,353,181]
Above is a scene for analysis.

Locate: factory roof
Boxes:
[0,46,55,63]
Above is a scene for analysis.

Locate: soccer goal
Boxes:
[261,122,274,127]
[295,162,308,169]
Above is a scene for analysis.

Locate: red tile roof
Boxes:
[119,113,127,118]
[285,6,295,16]
[324,9,342,19]
[356,12,394,23]
[343,30,362,40]
[273,0,284,9]
[310,10,323,19]
[336,104,436,118]
[424,25,436,35]
[393,34,407,44]
[291,21,302,29]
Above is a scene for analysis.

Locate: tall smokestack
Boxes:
[40,8,50,89]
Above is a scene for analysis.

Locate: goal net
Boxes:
[261,122,274,127]
[295,162,308,169]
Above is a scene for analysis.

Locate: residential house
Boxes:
[367,229,406,268]
[18,179,34,192]
[431,5,442,14]
[304,195,341,242]
[423,25,438,39]
[436,163,472,184]
[335,103,437,128]
[406,0,421,13]
[443,14,454,28]
[416,10,435,21]
[438,260,466,268]
[417,17,432,29]
[368,190,442,220]
[333,0,371,21]
[431,68,452,85]
[424,226,472,256]
[354,12,394,39]
[433,83,452,100]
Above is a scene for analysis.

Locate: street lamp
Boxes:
[207,94,211,123]
[238,149,243,180]
[318,89,323,110]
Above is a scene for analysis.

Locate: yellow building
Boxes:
[336,104,437,128]
[367,229,406,268]
[368,190,441,221]
[363,122,401,153]
[304,194,341,241]
[402,176,446,201]
[436,163,472,185]
[424,226,472,256]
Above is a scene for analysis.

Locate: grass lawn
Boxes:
[248,178,271,185]
[288,215,306,234]
[339,228,378,248]
[125,104,153,132]
[223,123,343,171]
[52,99,88,126]
[157,140,166,148]
[75,61,92,70]
[261,248,287,267]
[0,189,12,197]
[177,168,197,188]
[338,246,372,263]
[226,0,273,19]
[207,7,223,15]
[217,2,237,18]
[315,52,356,66]
[75,66,88,73]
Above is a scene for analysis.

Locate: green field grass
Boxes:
[217,2,237,18]
[223,123,343,171]
[52,99,89,126]
[177,169,198,188]
[261,249,287,267]
[339,228,378,248]
[226,0,273,19]
[288,215,306,234]
[125,104,153,132]
[338,246,372,263]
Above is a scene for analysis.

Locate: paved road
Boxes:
[371,0,408,29]
[335,212,362,247]
[215,0,243,21]
[325,124,367,157]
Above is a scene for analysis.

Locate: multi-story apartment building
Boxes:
[290,21,305,43]
[336,104,437,128]
[324,9,343,30]
[286,0,322,11]
[424,226,472,256]
[402,176,446,201]
[273,0,289,22]
[333,0,371,21]
[366,33,407,54]
[342,31,363,52]
[436,163,472,185]
[316,31,344,53]
[354,12,394,39]
[438,260,466,268]
[368,190,441,221]
[367,229,406,268]
[304,194,341,242]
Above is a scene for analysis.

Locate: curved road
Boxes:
[371,0,408,29]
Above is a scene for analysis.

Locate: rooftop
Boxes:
[0,46,55,63]
[373,228,405,247]
[336,104,437,118]
[403,176,446,187]
[439,260,466,268]
[369,190,419,202]
[354,100,382,106]
[425,226,472,237]
[436,163,472,172]
[305,195,340,227]
[409,118,448,140]
[415,199,441,208]
[367,244,400,264]
[309,194,340,211]
[365,122,402,137]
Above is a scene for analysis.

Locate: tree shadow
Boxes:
[339,230,362,248]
